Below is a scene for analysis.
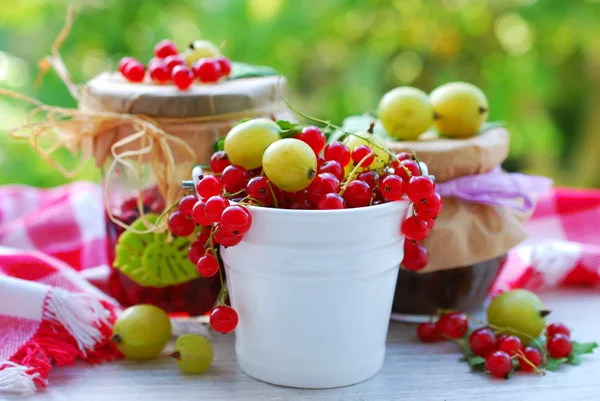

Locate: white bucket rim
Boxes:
[244,198,410,217]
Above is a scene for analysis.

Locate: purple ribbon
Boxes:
[435,167,554,213]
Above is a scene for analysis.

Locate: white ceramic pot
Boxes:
[220,200,410,389]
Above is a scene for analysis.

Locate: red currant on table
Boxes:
[246,176,274,206]
[164,54,186,74]
[343,180,371,208]
[401,241,429,271]
[197,254,219,277]
[154,39,178,58]
[394,159,420,182]
[307,173,339,204]
[324,142,351,167]
[435,312,468,339]
[214,226,244,247]
[297,126,326,155]
[352,145,374,167]
[168,210,196,237]
[188,240,206,264]
[221,165,250,193]
[191,200,212,226]
[118,57,136,75]
[357,171,378,190]
[401,216,429,241]
[197,175,223,199]
[193,59,221,83]
[216,57,232,77]
[178,194,198,217]
[318,160,344,182]
[149,61,170,83]
[210,305,239,334]
[417,322,440,343]
[414,193,443,219]
[172,65,194,90]
[204,195,230,223]
[220,205,252,236]
[518,346,542,372]
[317,193,346,210]
[547,333,573,358]
[546,323,570,339]
[124,62,145,83]
[469,328,498,357]
[380,174,405,201]
[498,335,522,356]
[210,150,231,174]
[407,176,435,202]
[485,350,513,378]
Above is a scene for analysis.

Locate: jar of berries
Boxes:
[78,39,293,315]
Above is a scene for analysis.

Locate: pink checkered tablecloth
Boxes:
[0,182,598,395]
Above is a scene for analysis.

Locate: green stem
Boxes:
[266,181,279,208]
[155,200,179,226]
[207,226,227,306]
[339,151,374,196]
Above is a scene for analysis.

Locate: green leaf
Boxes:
[467,356,486,367]
[229,62,279,79]
[545,357,569,371]
[527,335,547,352]
[568,354,582,365]
[572,341,598,355]
[276,120,298,131]
[213,137,225,152]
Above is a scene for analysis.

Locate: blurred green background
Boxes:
[1,0,599,187]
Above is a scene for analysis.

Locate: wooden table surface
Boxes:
[6,289,600,401]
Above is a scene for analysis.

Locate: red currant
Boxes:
[518,346,542,372]
[172,65,194,90]
[401,216,429,241]
[277,191,296,209]
[290,199,314,210]
[401,241,429,271]
[343,180,371,208]
[216,57,232,77]
[204,195,230,223]
[357,171,378,190]
[435,312,468,339]
[221,165,250,193]
[124,62,145,83]
[380,175,405,201]
[324,142,351,167]
[164,54,186,74]
[317,193,346,210]
[246,176,274,206]
[210,305,238,334]
[425,218,436,230]
[196,175,223,199]
[220,205,252,236]
[397,152,414,161]
[191,200,211,226]
[306,173,339,204]
[149,62,170,83]
[496,333,508,343]
[178,194,198,217]
[196,227,215,248]
[546,323,570,339]
[193,59,221,83]
[415,193,443,219]
[485,350,513,378]
[417,322,441,343]
[407,176,435,202]
[498,335,522,356]
[197,254,219,277]
[352,145,374,167]
[547,333,573,358]
[469,328,498,357]
[209,150,230,174]
[154,39,178,58]
[168,211,195,237]
[297,126,326,155]
[317,156,326,168]
[318,160,344,181]
[395,159,420,182]
[214,227,243,247]
[118,57,136,74]
[188,240,205,264]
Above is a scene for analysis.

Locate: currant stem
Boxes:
[339,151,375,197]
[155,200,180,226]
[515,349,544,375]
[266,181,279,208]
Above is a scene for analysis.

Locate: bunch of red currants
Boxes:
[118,39,232,90]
